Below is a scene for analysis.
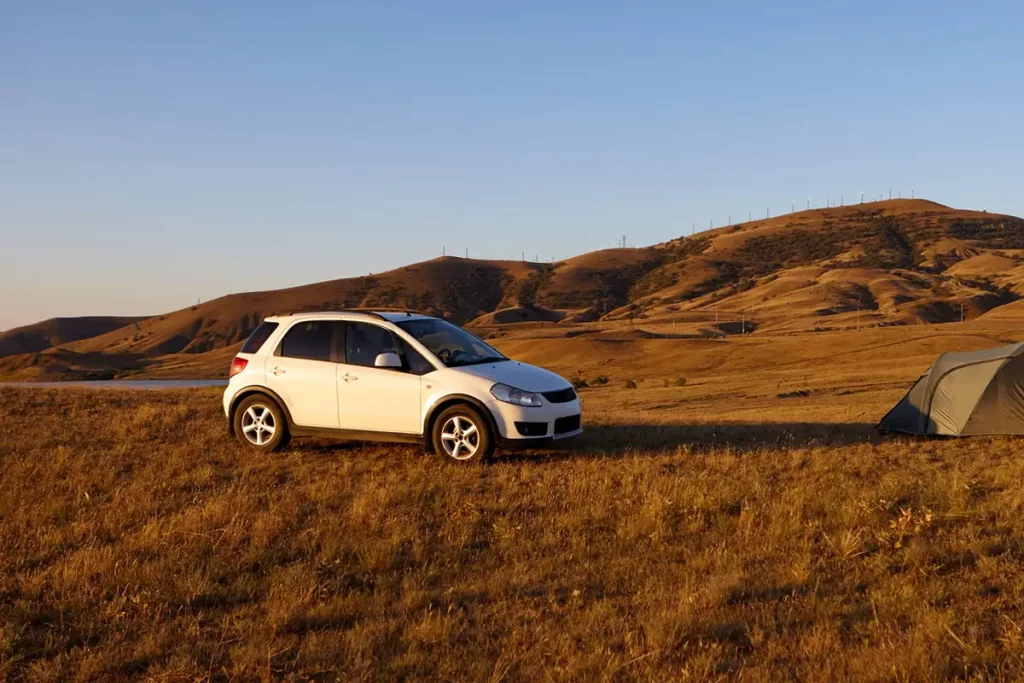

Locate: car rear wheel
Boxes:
[234,395,288,452]
[432,405,493,464]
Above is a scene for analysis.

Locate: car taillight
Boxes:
[229,357,248,378]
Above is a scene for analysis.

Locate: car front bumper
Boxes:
[483,398,583,442]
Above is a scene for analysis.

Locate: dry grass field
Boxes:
[6,323,1024,680]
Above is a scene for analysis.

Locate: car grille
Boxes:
[554,414,581,434]
[542,387,577,404]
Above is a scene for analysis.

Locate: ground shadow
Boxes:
[286,422,886,462]
[295,438,377,454]
[497,422,881,462]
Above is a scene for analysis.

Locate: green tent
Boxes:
[878,342,1024,436]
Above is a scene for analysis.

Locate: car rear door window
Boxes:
[277,321,337,362]
[345,322,399,367]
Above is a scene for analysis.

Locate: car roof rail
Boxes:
[285,308,428,320]
[343,308,427,319]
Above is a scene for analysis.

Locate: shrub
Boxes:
[625,379,638,389]
[572,377,589,390]
[592,376,610,386]
[674,377,687,387]
[516,276,539,307]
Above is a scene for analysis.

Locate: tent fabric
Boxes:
[878,342,1024,436]
[960,354,1024,435]
[877,374,930,434]
[927,359,1007,435]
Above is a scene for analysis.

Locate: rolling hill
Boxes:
[0,316,149,358]
[4,198,1024,380]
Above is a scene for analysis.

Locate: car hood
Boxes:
[454,360,570,392]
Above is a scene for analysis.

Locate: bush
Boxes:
[674,377,687,387]
[625,379,638,389]
[572,377,589,390]
[516,277,538,307]
[592,376,610,386]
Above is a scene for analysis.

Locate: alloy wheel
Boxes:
[440,415,480,460]
[241,404,277,446]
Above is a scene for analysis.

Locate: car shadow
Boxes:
[286,422,886,462]
[496,422,882,462]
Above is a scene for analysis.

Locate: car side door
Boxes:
[264,320,342,428]
[337,321,428,434]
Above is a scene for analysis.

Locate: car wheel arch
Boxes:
[229,386,294,435]
[424,394,499,444]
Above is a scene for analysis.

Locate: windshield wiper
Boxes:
[448,357,508,368]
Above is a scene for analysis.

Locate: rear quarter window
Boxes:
[240,321,279,354]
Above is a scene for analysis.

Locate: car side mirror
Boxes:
[374,352,403,369]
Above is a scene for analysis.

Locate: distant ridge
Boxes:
[0,316,149,358]
[5,198,1024,378]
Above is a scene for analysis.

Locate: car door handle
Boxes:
[271,367,286,376]
[343,373,358,382]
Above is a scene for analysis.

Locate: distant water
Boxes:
[0,379,227,390]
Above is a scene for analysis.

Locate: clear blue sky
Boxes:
[2,1,1022,330]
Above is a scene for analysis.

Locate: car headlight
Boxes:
[490,383,543,407]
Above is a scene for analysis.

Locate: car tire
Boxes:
[432,404,494,464]
[234,394,288,452]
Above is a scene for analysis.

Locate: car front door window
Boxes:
[346,322,398,367]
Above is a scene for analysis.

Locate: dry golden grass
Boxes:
[6,361,1024,680]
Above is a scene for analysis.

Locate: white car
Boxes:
[222,311,582,463]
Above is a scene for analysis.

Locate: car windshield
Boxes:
[397,319,506,368]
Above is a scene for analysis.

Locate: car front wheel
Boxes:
[432,405,494,464]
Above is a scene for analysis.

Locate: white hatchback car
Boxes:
[223,311,582,463]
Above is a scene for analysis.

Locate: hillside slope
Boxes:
[619,199,1024,330]
[56,258,541,357]
[5,198,1024,379]
[0,316,148,358]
